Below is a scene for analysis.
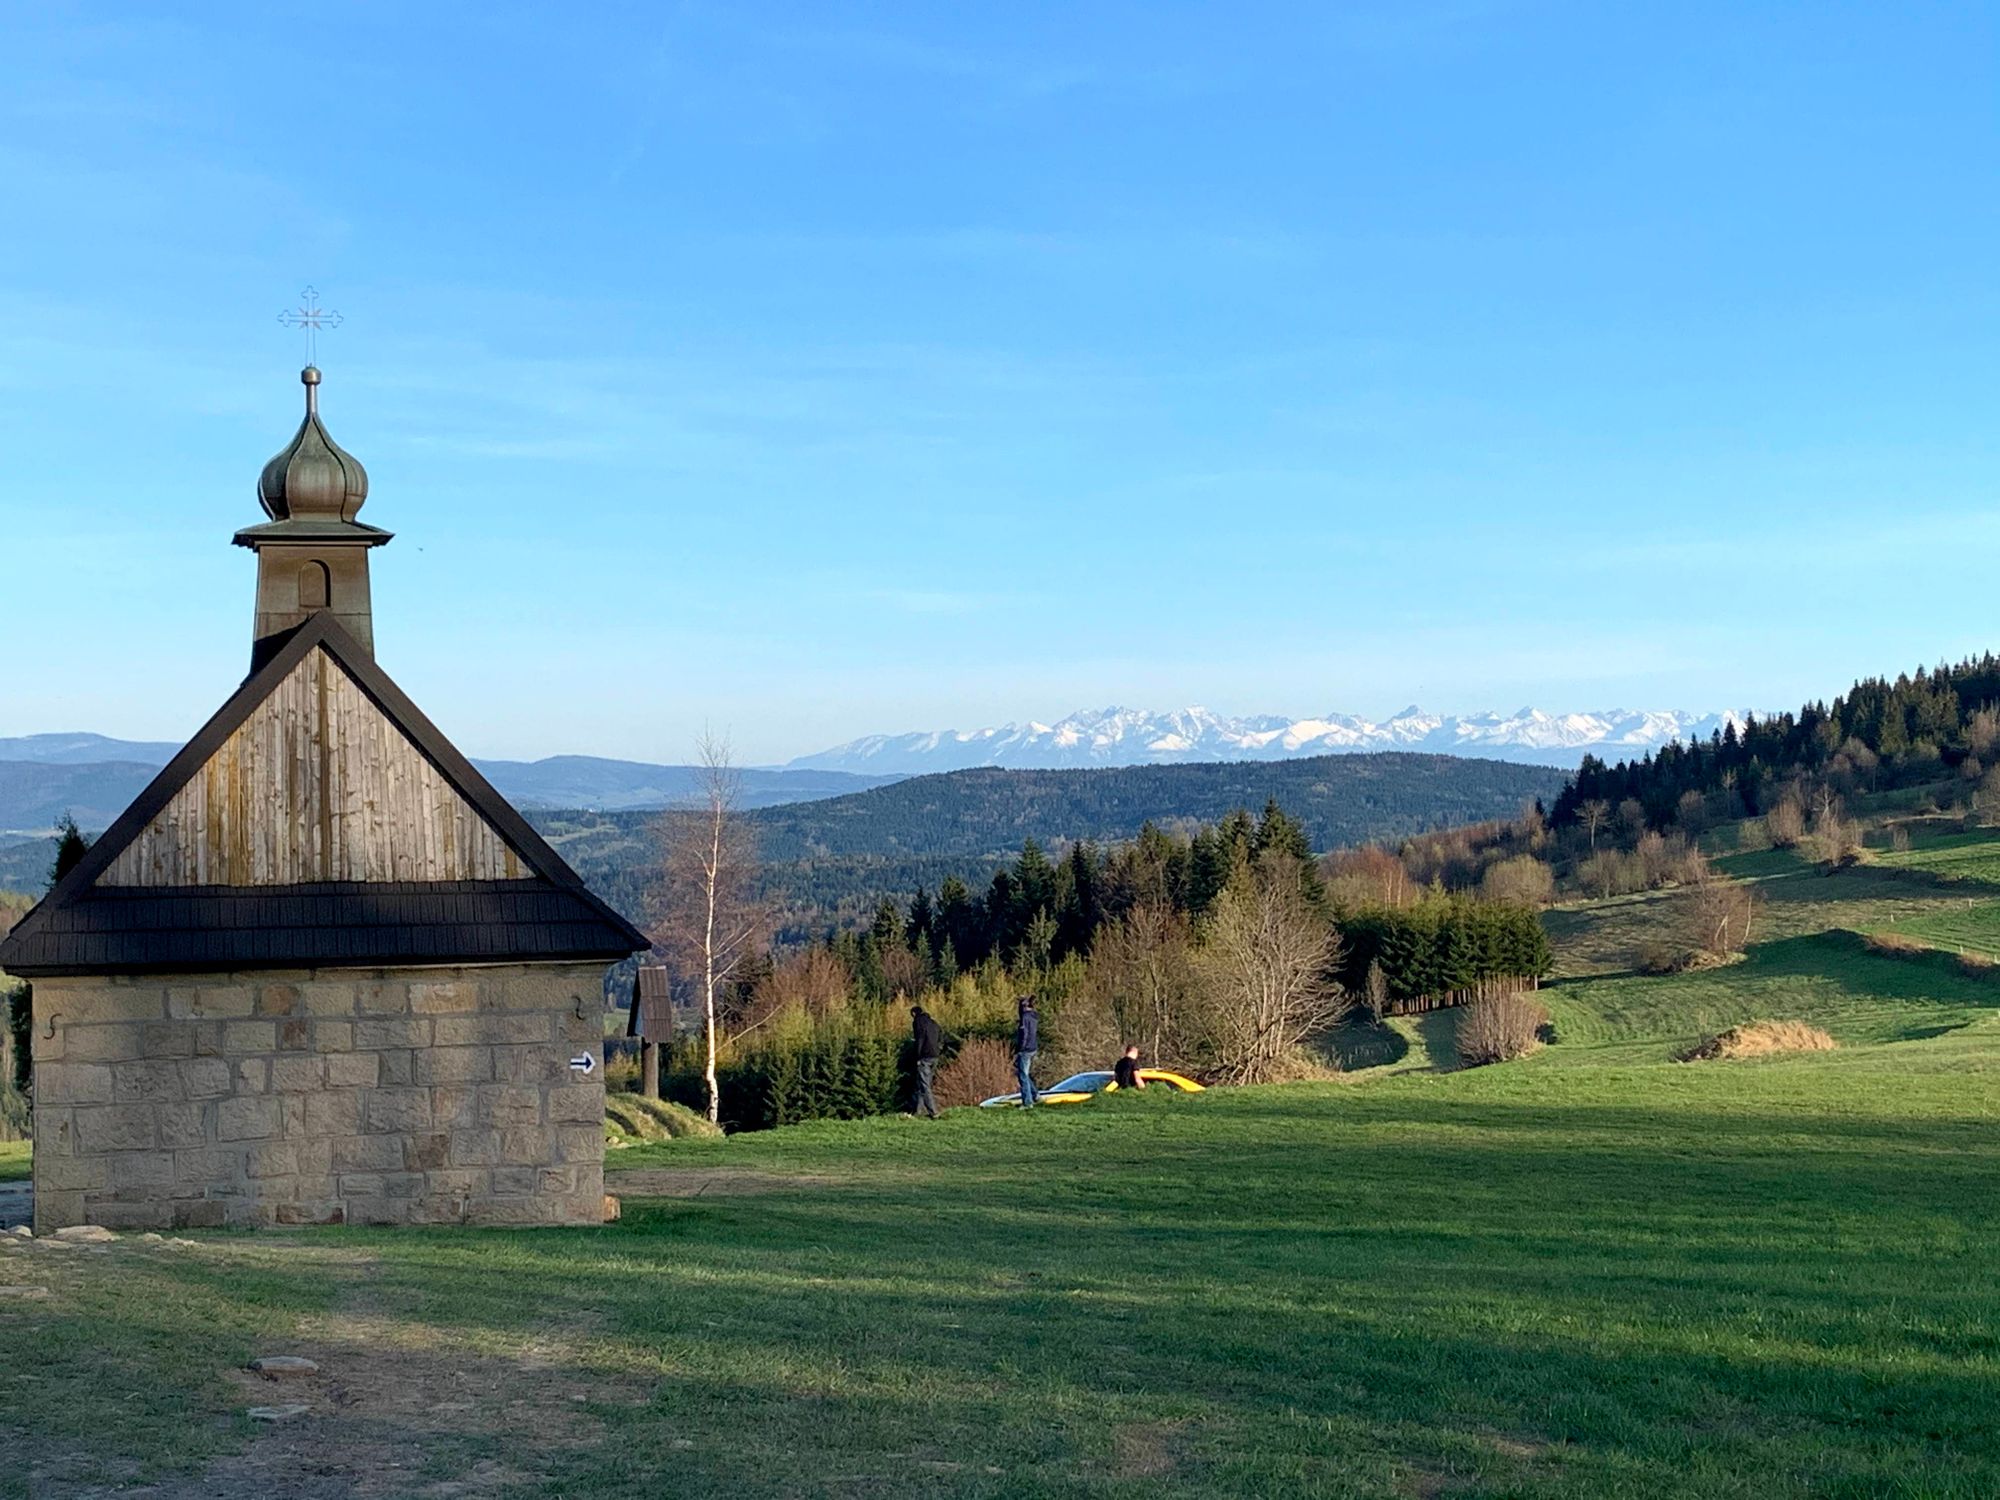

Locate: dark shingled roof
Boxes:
[0,615,650,978]
[0,882,640,975]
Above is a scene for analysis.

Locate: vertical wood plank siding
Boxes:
[101,648,527,886]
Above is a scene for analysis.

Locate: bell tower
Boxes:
[234,364,391,665]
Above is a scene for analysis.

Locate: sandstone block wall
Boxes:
[28,962,606,1232]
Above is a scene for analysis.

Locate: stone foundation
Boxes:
[27,962,606,1232]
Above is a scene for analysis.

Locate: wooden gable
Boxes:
[100,645,528,887]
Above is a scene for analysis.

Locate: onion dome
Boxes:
[257,366,369,521]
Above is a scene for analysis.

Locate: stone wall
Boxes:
[27,962,606,1232]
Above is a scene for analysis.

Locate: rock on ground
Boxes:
[52,1225,117,1244]
[249,1356,321,1380]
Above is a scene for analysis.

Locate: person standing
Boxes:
[910,1004,945,1119]
[1014,996,1040,1109]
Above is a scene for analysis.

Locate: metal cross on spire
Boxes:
[278,286,343,366]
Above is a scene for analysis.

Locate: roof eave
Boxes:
[0,946,644,980]
[0,614,651,972]
[232,520,394,549]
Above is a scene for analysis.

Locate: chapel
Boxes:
[0,364,649,1232]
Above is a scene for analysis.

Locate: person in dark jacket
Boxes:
[1113,1044,1146,1091]
[1014,997,1040,1109]
[910,1005,945,1119]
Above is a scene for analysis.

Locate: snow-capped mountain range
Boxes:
[784,706,1752,775]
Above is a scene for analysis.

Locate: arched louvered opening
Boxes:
[298,559,331,610]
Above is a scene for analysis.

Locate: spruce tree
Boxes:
[48,813,90,890]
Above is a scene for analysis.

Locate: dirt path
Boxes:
[63,1247,633,1500]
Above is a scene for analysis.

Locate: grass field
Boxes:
[7,1033,2000,1498]
[0,1140,28,1183]
[1543,851,1988,982]
[6,834,2000,1497]
[1874,828,2000,889]
[1883,902,2000,959]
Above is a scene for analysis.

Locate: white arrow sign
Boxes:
[569,1053,597,1075]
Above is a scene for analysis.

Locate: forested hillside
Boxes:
[1555,653,2000,828]
[531,752,1564,933]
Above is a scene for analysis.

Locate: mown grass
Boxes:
[0,1139,29,1182]
[1883,902,2000,959]
[1875,828,2000,889]
[8,825,2000,1497]
[7,1044,2000,1499]
[1544,852,1987,982]
[1544,931,2000,1061]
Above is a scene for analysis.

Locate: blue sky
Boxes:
[1,3,1994,764]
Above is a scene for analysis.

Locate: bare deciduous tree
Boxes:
[1831,737,1879,793]
[759,947,852,1021]
[1968,709,2000,760]
[1683,852,1757,961]
[1319,845,1411,910]
[877,942,928,1002]
[1675,788,1711,836]
[1762,797,1806,850]
[1090,900,1198,1064]
[653,733,764,1123]
[1977,766,2000,829]
[1480,854,1556,907]
[1195,852,1346,1084]
[1363,958,1390,1023]
[1578,799,1611,854]
[1617,798,1648,842]
[1456,992,1550,1067]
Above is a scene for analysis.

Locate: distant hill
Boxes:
[0,733,185,766]
[0,761,166,836]
[470,756,897,812]
[0,738,898,835]
[530,752,1568,936]
[1,741,1564,937]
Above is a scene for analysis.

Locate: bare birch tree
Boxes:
[653,733,764,1123]
[1578,799,1611,854]
[1195,852,1346,1083]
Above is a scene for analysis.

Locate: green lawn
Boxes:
[8,824,2000,1497]
[1881,902,2000,960]
[5,1037,1999,1499]
[1545,930,2000,1061]
[1874,828,2000,889]
[1543,851,1989,982]
[0,1140,28,1182]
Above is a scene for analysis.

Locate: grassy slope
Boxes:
[7,829,2000,1497]
[1859,827,2000,957]
[5,1055,1997,1499]
[1875,829,2000,888]
[1890,904,2000,958]
[0,1139,28,1181]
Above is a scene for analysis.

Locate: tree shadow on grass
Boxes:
[23,1086,2000,1499]
[1412,1008,1463,1072]
[1320,1018,1408,1071]
[1732,931,2000,1012]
